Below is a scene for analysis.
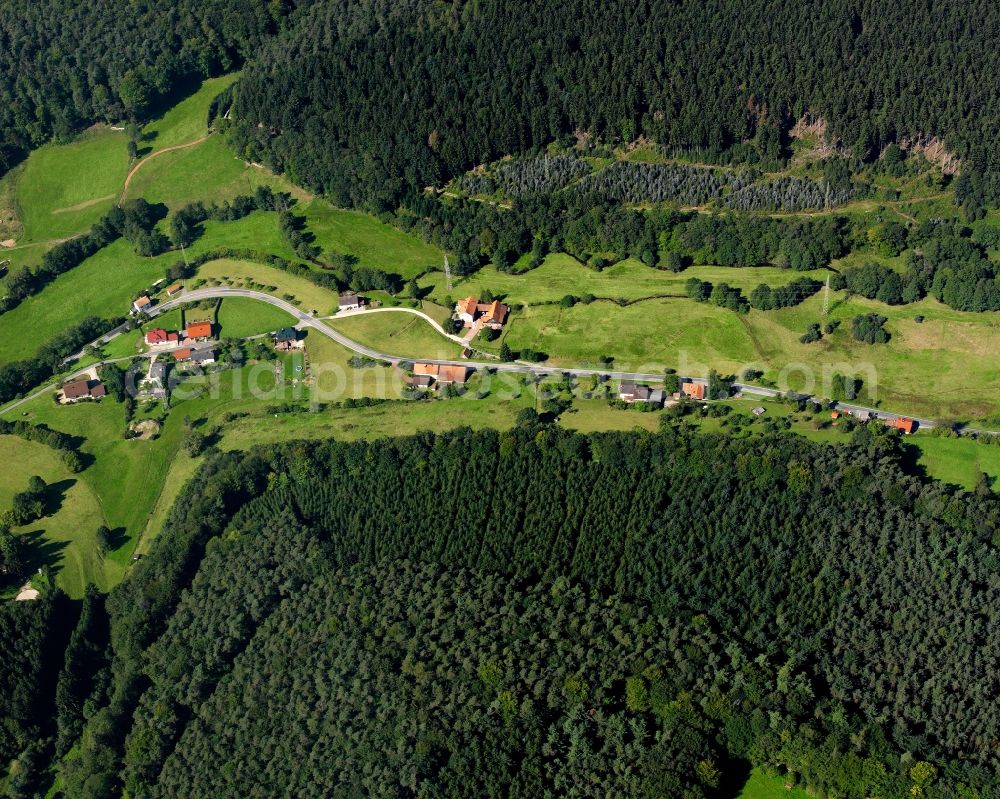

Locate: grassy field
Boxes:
[302,202,443,279]
[195,257,337,313]
[1,126,128,245]
[325,311,466,360]
[736,768,811,799]
[120,73,302,211]
[0,436,111,598]
[216,297,296,339]
[0,238,164,364]
[424,253,831,306]
[305,333,404,402]
[218,388,533,449]
[748,293,1000,419]
[503,297,758,371]
[0,214,299,367]
[913,434,1000,490]
[559,399,662,433]
[123,135,297,210]
[142,74,239,150]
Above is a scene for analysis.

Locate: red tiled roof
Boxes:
[479,300,508,325]
[890,417,916,434]
[144,328,179,345]
[173,348,192,361]
[682,382,706,400]
[414,362,439,376]
[456,297,478,316]
[89,383,107,398]
[436,364,470,384]
[185,320,212,339]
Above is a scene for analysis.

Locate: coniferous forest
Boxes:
[3,422,997,798]
[228,0,1000,211]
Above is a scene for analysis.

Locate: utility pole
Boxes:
[444,254,453,292]
[822,273,831,316]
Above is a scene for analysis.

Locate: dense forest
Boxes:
[230,0,1000,214]
[3,423,993,798]
[0,0,307,173]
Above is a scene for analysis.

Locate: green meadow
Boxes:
[325,311,465,360]
[426,253,830,305]
[302,202,443,278]
[0,213,294,365]
[215,297,296,339]
[142,74,239,150]
[1,126,128,244]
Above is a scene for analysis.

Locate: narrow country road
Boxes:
[5,286,994,436]
[322,305,471,348]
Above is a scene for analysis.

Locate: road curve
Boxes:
[324,306,471,348]
[0,286,980,434]
[150,288,673,380]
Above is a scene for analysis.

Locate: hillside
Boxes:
[0,0,308,174]
[231,0,1000,209]
[5,425,993,798]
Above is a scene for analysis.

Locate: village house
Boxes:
[413,362,470,386]
[61,379,106,402]
[184,320,213,341]
[618,382,664,406]
[681,381,706,400]
[887,416,916,434]
[455,297,510,330]
[273,327,303,351]
[173,348,192,362]
[166,283,183,297]
[410,374,433,389]
[338,292,362,312]
[144,328,180,347]
[132,295,152,314]
[190,348,216,366]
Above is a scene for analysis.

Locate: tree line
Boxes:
[0,0,305,175]
[1,200,166,316]
[26,423,1000,799]
[229,0,1000,213]
[0,315,123,405]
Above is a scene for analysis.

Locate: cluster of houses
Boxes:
[616,378,705,406]
[60,378,106,403]
[454,297,509,331]
[831,409,916,434]
[132,284,183,316]
[410,362,470,389]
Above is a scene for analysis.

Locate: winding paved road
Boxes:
[5,286,994,436]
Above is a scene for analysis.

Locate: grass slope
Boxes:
[302,202,443,279]
[141,74,239,150]
[325,311,465,360]
[0,213,295,367]
[0,435,110,597]
[6,127,128,244]
[425,253,830,305]
[216,297,296,339]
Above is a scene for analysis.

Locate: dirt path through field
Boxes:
[52,194,116,214]
[118,135,210,202]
